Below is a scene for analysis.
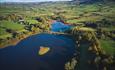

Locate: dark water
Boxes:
[0,21,76,70]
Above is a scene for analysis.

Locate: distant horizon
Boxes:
[0,0,72,3]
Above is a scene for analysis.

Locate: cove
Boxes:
[51,21,71,32]
[0,21,76,70]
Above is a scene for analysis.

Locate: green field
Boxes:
[100,39,115,55]
[0,1,115,70]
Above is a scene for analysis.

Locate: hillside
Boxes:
[0,0,115,70]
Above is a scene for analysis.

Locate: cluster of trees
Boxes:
[0,31,28,47]
[65,57,78,70]
[0,14,24,22]
[95,27,115,41]
[0,14,51,47]
[84,18,114,28]
[67,27,114,70]
[88,41,114,70]
[83,18,115,41]
[50,14,66,23]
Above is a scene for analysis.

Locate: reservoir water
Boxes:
[0,21,76,70]
[51,21,71,32]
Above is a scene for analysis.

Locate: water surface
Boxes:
[0,21,76,70]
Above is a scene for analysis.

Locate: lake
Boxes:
[0,21,76,70]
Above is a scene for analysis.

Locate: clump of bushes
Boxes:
[66,26,114,70]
